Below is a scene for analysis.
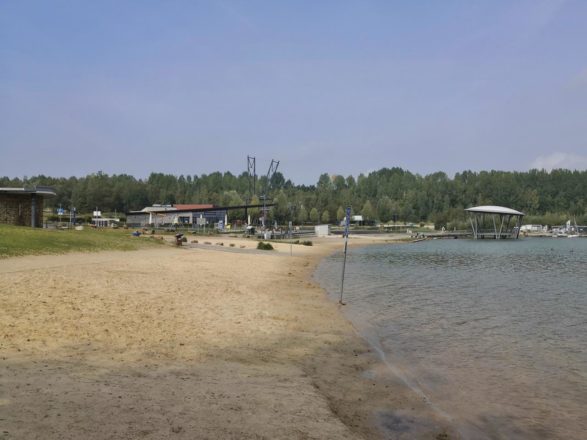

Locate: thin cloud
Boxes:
[530,152,587,171]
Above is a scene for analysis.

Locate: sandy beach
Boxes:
[0,236,453,439]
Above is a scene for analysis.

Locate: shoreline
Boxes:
[309,237,457,439]
[0,236,454,439]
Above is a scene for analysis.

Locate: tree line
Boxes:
[1,167,585,228]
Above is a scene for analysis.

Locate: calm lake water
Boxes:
[315,238,587,439]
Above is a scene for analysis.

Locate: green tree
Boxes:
[321,210,330,224]
[297,206,308,224]
[333,175,346,190]
[4,165,587,228]
[317,173,332,190]
[223,190,244,220]
[309,207,319,224]
[377,196,393,222]
[361,200,375,221]
[273,190,289,224]
[247,195,261,223]
[336,206,345,222]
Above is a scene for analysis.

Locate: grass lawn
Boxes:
[0,225,164,259]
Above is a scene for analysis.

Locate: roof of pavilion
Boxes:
[0,186,56,197]
[465,205,525,216]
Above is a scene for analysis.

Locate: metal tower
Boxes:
[247,155,256,198]
[261,159,279,228]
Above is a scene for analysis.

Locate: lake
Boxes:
[315,237,587,439]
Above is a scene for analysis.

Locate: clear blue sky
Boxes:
[1,0,586,184]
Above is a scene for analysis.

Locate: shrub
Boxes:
[257,241,274,250]
[302,240,313,246]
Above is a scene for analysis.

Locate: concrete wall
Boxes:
[0,194,44,227]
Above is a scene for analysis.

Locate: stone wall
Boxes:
[0,194,44,227]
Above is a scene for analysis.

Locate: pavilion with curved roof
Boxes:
[465,205,525,239]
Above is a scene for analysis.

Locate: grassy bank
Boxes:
[0,225,163,258]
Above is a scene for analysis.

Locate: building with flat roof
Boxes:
[0,186,56,227]
[126,203,273,228]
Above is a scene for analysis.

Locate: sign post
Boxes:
[339,207,351,305]
[58,205,64,227]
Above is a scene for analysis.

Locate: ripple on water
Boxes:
[315,238,587,440]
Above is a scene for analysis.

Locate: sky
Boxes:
[1,0,586,184]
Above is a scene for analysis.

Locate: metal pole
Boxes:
[31,194,37,228]
[289,205,294,256]
[339,236,349,305]
[339,206,351,305]
[516,215,522,238]
[469,215,475,239]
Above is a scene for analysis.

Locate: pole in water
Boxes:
[339,239,348,305]
[339,206,351,305]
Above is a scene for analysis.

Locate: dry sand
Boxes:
[0,236,454,439]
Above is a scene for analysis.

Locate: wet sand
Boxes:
[0,236,454,439]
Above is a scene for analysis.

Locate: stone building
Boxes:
[0,186,56,227]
